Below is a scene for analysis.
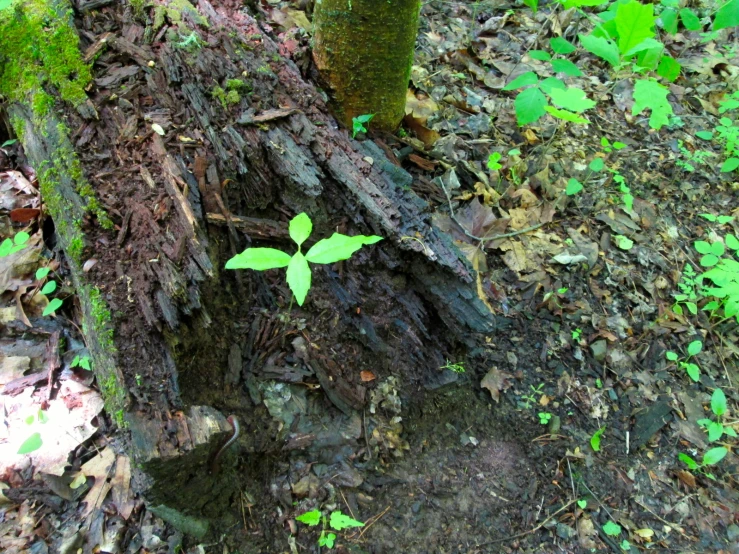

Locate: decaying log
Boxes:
[4,0,497,535]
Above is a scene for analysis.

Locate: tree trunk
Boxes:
[2,0,495,538]
[313,0,420,131]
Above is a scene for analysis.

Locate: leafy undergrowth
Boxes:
[274,0,739,550]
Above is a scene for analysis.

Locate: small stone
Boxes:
[590,340,607,363]
[727,524,739,541]
[556,523,576,539]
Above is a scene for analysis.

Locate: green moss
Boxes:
[225,90,240,104]
[0,0,92,115]
[129,0,146,19]
[226,78,248,91]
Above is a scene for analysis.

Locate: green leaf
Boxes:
[707,421,724,442]
[40,281,57,295]
[711,242,725,256]
[684,362,700,381]
[550,37,576,54]
[18,432,42,454]
[37,409,48,424]
[679,452,698,470]
[679,8,701,30]
[720,157,739,172]
[589,158,605,172]
[515,88,548,126]
[42,298,63,317]
[615,1,656,55]
[355,114,374,124]
[548,87,596,112]
[550,59,583,76]
[296,510,322,526]
[666,351,678,361]
[687,340,702,356]
[14,231,29,246]
[0,238,12,257]
[613,142,626,150]
[602,520,622,536]
[660,8,678,34]
[523,0,539,12]
[503,71,539,91]
[711,389,727,417]
[566,178,584,196]
[614,235,634,250]
[694,241,712,254]
[696,131,713,140]
[702,446,727,466]
[591,426,605,452]
[289,213,312,247]
[657,55,681,82]
[488,152,502,170]
[329,511,364,530]
[632,78,673,130]
[286,252,311,306]
[1,138,17,146]
[714,0,739,31]
[529,50,552,61]
[538,77,566,95]
[36,267,51,280]
[726,234,739,250]
[305,233,382,264]
[577,499,587,509]
[579,34,620,67]
[225,248,292,270]
[700,254,719,267]
[319,532,336,548]
[624,38,663,57]
[544,106,589,124]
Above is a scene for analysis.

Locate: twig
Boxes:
[474,498,575,546]
[353,505,391,540]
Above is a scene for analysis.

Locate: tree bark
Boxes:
[313,0,420,131]
[2,0,495,536]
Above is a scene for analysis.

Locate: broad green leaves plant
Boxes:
[697,388,737,443]
[695,232,739,322]
[632,78,673,130]
[0,231,29,257]
[666,339,703,382]
[591,425,606,451]
[602,520,622,536]
[352,114,374,138]
[679,446,728,480]
[296,509,364,549]
[225,213,382,306]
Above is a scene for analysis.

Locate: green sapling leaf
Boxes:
[289,212,312,247]
[529,50,551,61]
[550,59,583,77]
[225,248,292,270]
[545,106,589,124]
[36,267,51,280]
[286,252,311,306]
[714,0,739,31]
[687,340,702,357]
[678,8,701,30]
[579,34,620,66]
[679,452,698,470]
[566,178,584,195]
[296,509,322,526]
[305,233,382,265]
[18,432,42,454]
[40,281,57,295]
[711,388,727,416]
[615,0,656,55]
[329,511,364,530]
[42,298,63,317]
[632,78,673,130]
[515,87,547,125]
[702,447,727,466]
[503,71,539,91]
[591,426,605,452]
[602,520,622,536]
[548,87,596,112]
[550,37,576,54]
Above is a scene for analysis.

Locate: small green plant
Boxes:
[695,234,739,323]
[538,412,552,424]
[591,425,606,452]
[602,520,621,537]
[571,328,582,341]
[35,267,63,316]
[487,152,503,171]
[699,213,734,225]
[521,383,545,408]
[523,0,538,13]
[613,235,634,250]
[697,388,737,443]
[225,213,382,306]
[675,140,713,173]
[566,178,583,196]
[296,509,364,549]
[577,499,587,509]
[0,231,29,257]
[71,355,91,371]
[441,360,465,373]
[672,264,700,316]
[172,31,203,51]
[665,339,702,382]
[697,91,739,173]
[352,114,374,138]
[679,446,728,480]
[1,138,17,147]
[595,378,603,389]
[620,539,632,551]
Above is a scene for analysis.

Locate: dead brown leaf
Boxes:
[480,367,511,402]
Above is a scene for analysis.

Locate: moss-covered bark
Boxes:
[313,0,420,132]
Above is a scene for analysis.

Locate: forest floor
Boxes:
[1,0,739,553]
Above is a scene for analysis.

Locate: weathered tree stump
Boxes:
[3,0,497,535]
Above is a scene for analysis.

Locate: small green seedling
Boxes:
[566,178,583,196]
[697,388,736,443]
[699,213,734,225]
[590,425,605,452]
[620,539,631,550]
[18,409,48,455]
[571,328,582,341]
[487,152,503,171]
[665,339,702,382]
[0,231,29,257]
[71,355,92,371]
[521,383,545,409]
[679,446,728,480]
[225,213,382,306]
[538,412,552,424]
[1,139,17,147]
[600,137,626,154]
[577,499,587,509]
[602,520,621,536]
[441,360,465,373]
[595,378,603,389]
[672,264,701,316]
[296,509,364,549]
[352,114,374,138]
[613,235,634,250]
